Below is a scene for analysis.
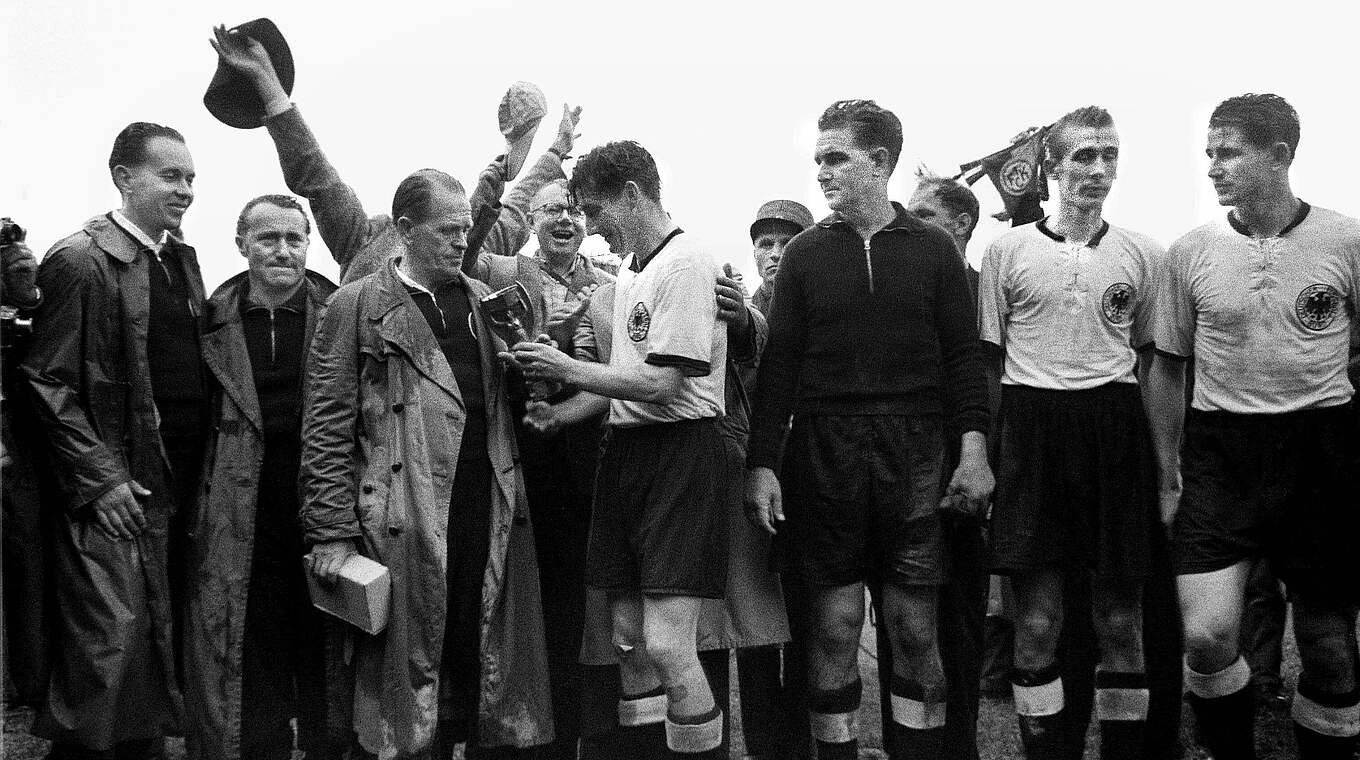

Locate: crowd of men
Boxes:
[2,20,1359,760]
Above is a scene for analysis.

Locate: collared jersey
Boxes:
[980,219,1164,389]
[1156,202,1360,414]
[608,230,726,427]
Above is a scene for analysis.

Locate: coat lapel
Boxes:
[370,265,463,408]
[202,320,263,433]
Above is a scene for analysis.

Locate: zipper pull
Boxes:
[864,237,874,293]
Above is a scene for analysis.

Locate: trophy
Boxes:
[479,282,562,400]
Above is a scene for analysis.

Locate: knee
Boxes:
[1297,633,1358,688]
[641,629,694,676]
[1014,607,1060,650]
[812,606,863,653]
[1181,612,1237,664]
[886,608,936,658]
[1094,605,1142,650]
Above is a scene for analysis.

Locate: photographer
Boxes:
[1,217,46,707]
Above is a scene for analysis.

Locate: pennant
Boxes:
[957,126,1050,225]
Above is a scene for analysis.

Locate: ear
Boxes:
[870,147,891,172]
[111,164,134,195]
[953,212,974,239]
[1270,141,1294,167]
[396,215,415,240]
[623,181,642,206]
[235,234,248,257]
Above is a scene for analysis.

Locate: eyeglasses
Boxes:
[533,203,585,219]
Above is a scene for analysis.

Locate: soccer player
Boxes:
[745,99,993,760]
[509,140,730,758]
[980,106,1164,760]
[1148,93,1360,760]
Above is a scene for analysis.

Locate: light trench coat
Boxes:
[300,258,553,758]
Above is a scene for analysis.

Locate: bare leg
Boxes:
[881,583,946,759]
[1091,575,1147,760]
[1178,561,1255,760]
[805,583,866,760]
[1289,598,1360,759]
[1011,568,1066,758]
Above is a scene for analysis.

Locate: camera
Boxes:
[1,218,25,247]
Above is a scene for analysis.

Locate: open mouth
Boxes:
[550,230,576,242]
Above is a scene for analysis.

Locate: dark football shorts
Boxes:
[777,414,945,588]
[586,417,727,599]
[1172,404,1360,605]
[988,382,1157,579]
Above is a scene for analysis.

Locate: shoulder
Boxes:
[1298,204,1360,244]
[1167,220,1227,262]
[659,234,719,275]
[983,222,1040,263]
[40,223,109,278]
[305,269,340,301]
[207,271,249,305]
[1103,224,1167,261]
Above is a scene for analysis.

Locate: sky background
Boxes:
[4,0,1358,291]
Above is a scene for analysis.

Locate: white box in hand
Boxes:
[304,553,390,634]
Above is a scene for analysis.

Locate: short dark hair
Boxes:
[1045,106,1115,162]
[916,175,981,241]
[108,122,186,180]
[391,169,466,223]
[1209,93,1300,156]
[236,194,311,238]
[568,141,661,203]
[817,100,903,172]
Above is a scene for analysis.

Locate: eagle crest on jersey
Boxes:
[1295,284,1342,331]
[1102,282,1135,325]
[628,302,651,341]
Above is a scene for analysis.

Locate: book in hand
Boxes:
[303,552,391,634]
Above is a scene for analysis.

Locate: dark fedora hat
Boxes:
[204,18,295,129]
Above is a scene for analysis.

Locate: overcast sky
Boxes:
[4,0,1357,291]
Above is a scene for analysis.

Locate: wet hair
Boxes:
[568,141,661,203]
[817,99,903,172]
[915,174,981,240]
[236,194,311,238]
[1045,106,1115,163]
[1210,93,1300,156]
[108,122,186,180]
[390,169,466,223]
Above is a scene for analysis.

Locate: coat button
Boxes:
[362,484,374,494]
[392,403,404,413]
[391,463,402,473]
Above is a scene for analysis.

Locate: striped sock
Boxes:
[1095,668,1149,760]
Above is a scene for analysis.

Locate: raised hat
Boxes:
[750,199,815,241]
[499,82,548,181]
[204,18,295,130]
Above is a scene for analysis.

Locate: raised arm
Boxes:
[212,25,383,279]
[479,105,581,258]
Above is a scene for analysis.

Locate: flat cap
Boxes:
[750,199,814,240]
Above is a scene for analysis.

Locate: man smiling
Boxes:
[24,122,207,759]
[509,140,729,759]
[181,194,340,760]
